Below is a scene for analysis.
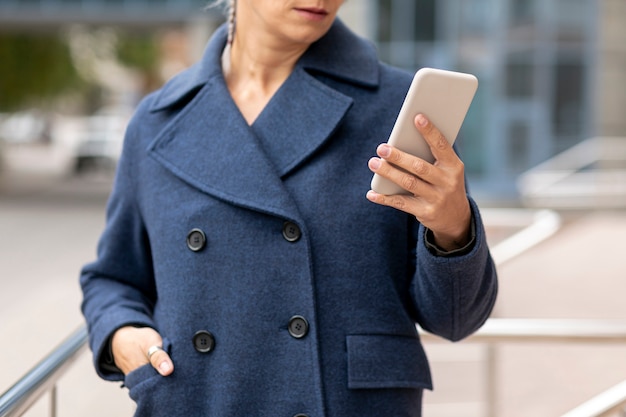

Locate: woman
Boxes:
[80,1,498,416]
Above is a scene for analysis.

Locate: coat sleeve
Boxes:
[79,101,158,381]
[410,197,498,342]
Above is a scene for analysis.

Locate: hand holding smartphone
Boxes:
[370,68,478,195]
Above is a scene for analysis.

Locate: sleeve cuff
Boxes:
[97,323,150,376]
[100,335,123,375]
[424,215,477,257]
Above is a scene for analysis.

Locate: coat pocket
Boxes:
[346,334,432,390]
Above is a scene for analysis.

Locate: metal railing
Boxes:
[0,326,88,417]
[421,319,626,417]
[562,380,626,417]
[483,208,561,266]
[517,136,626,209]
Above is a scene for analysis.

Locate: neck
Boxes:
[225,33,307,94]
[222,23,311,125]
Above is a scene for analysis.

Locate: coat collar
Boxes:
[149,19,379,112]
[147,19,378,219]
[297,19,379,88]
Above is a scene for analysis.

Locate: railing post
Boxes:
[49,385,57,417]
[486,344,497,417]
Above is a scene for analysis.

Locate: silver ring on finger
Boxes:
[147,345,164,360]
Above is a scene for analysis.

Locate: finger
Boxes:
[147,345,174,376]
[371,146,436,191]
[414,114,456,163]
[366,190,414,212]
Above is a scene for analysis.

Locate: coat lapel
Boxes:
[250,67,353,177]
[147,77,302,220]
[145,19,378,218]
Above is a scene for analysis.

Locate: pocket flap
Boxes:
[346,334,432,390]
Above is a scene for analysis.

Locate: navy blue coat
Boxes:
[80,20,497,417]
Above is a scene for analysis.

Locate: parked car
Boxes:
[0,111,48,144]
[73,113,126,174]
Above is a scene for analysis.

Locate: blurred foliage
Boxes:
[116,33,159,73]
[0,31,160,112]
[116,32,161,93]
[0,34,83,112]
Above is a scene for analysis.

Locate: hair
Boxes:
[206,0,236,44]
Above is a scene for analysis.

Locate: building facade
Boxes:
[341,0,626,199]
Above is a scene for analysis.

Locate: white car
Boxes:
[0,111,48,144]
[73,114,126,174]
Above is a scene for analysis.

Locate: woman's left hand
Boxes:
[367,114,471,252]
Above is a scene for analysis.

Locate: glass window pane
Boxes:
[377,0,392,43]
[506,61,534,98]
[553,60,584,137]
[376,0,435,42]
[459,0,494,36]
[510,0,536,26]
[507,122,530,174]
[414,0,435,42]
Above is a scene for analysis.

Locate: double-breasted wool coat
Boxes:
[80,19,498,417]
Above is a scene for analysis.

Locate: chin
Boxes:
[288,23,334,45]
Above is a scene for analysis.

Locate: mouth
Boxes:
[294,7,329,19]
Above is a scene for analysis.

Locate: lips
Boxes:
[297,7,328,14]
[294,7,329,18]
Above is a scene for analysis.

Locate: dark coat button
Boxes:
[294,414,309,417]
[282,221,301,242]
[288,316,309,339]
[193,330,215,353]
[187,229,206,252]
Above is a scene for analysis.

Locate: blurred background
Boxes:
[1,1,626,417]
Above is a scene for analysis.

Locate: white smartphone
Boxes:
[370,67,478,195]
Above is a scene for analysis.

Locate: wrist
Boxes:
[432,225,471,251]
[424,214,476,257]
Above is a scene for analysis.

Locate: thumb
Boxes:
[147,345,174,376]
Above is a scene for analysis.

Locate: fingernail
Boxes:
[377,144,391,157]
[159,361,171,375]
[416,114,428,127]
[369,158,381,170]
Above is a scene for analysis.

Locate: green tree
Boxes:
[0,31,161,112]
[0,34,83,111]
[116,32,159,73]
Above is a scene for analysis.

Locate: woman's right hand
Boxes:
[111,326,174,376]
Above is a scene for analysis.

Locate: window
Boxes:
[506,61,534,98]
[376,0,435,43]
[507,122,530,173]
[553,60,584,137]
[459,0,495,36]
[509,0,536,26]
[414,0,436,42]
